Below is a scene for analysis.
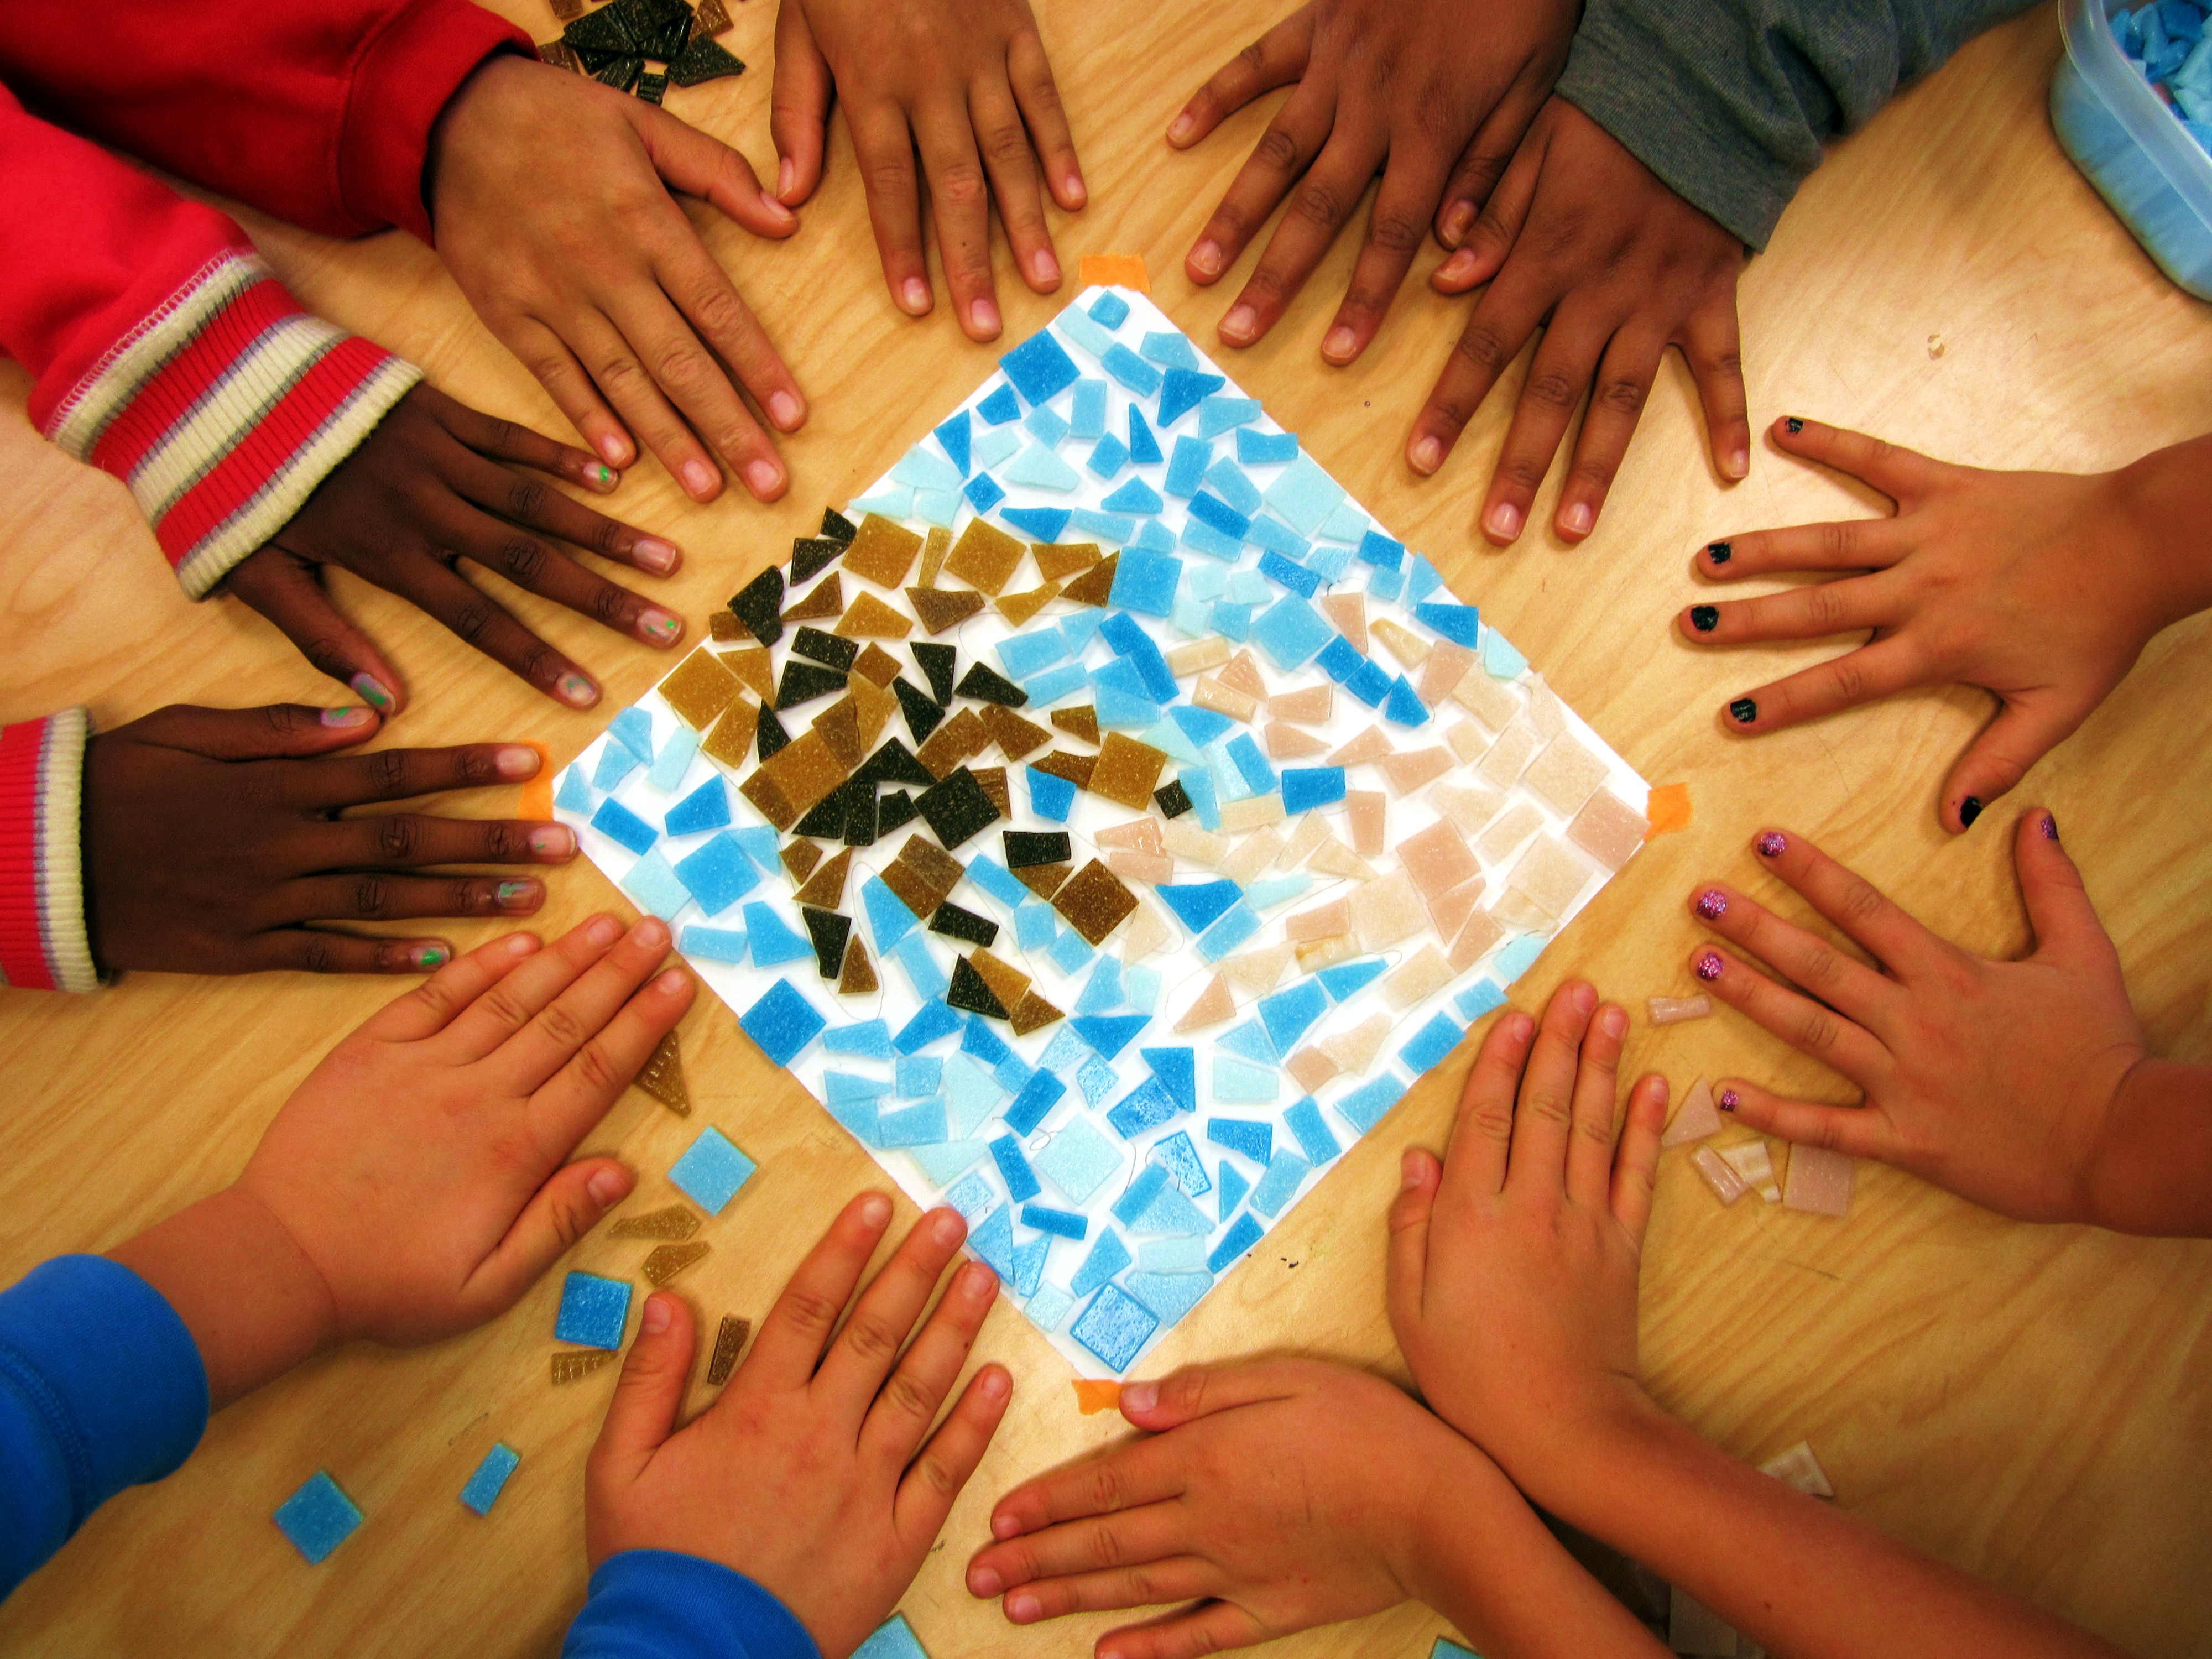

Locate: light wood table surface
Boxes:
[2,3,2208,1655]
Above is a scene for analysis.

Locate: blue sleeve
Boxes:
[0,1255,210,1599]
[564,1550,821,1659]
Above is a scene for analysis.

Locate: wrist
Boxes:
[424,52,531,232]
[2104,439,2212,630]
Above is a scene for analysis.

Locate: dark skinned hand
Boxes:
[1170,0,1577,363]
[81,702,575,977]
[771,0,1084,339]
[223,383,685,714]
[1411,98,1748,546]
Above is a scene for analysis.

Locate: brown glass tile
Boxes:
[708,609,746,642]
[609,1204,701,1241]
[834,592,914,639]
[913,707,988,777]
[978,703,1051,762]
[1034,541,1102,581]
[633,1030,690,1114]
[1052,859,1138,945]
[718,647,776,703]
[792,847,852,908]
[968,947,1032,1010]
[1013,862,1070,900]
[784,575,845,622]
[812,696,863,767]
[848,673,895,751]
[552,1349,618,1385]
[707,1314,750,1385]
[1050,705,1100,745]
[838,936,878,995]
[943,520,1027,595]
[1089,733,1170,809]
[852,643,902,686]
[995,581,1061,628]
[1009,990,1066,1036]
[908,587,984,635]
[739,770,798,829]
[917,525,952,588]
[701,698,759,770]
[642,1241,710,1286]
[1032,749,1096,790]
[841,514,924,589]
[1061,553,1118,607]
[780,839,823,883]
[896,833,967,894]
[971,765,1011,818]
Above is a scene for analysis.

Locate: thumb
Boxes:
[591,1291,698,1487]
[1384,1147,1441,1343]
[224,545,405,715]
[1118,1358,1305,1431]
[1941,695,2088,834]
[2014,807,2113,963]
[769,0,832,206]
[634,102,797,237]
[467,1159,634,1314]
[128,700,388,762]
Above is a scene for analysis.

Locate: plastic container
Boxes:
[2049,0,2212,299]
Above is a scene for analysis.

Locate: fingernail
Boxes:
[1726,447,1749,479]
[1729,697,1757,724]
[596,433,630,466]
[1438,248,1478,283]
[969,298,1001,336]
[1694,950,1724,982]
[655,967,688,994]
[982,1365,1010,1399]
[1032,248,1060,285]
[530,826,576,857]
[1410,436,1444,474]
[2043,812,2059,842]
[1756,831,1787,858]
[350,672,395,711]
[1695,889,1728,921]
[497,880,540,909]
[633,917,670,949]
[1571,980,1597,1015]
[1323,325,1357,362]
[1168,112,1195,143]
[777,156,796,197]
[1706,541,1733,565]
[1190,240,1223,278]
[639,607,685,644]
[1120,1380,1157,1412]
[633,536,680,574]
[1785,416,1805,435]
[1485,501,1522,541]
[1440,200,1475,246]
[1006,1593,1040,1623]
[969,1567,1003,1597]
[902,277,931,315]
[934,1209,966,1245]
[1960,796,1983,828]
[769,390,804,430]
[859,1191,891,1225]
[642,1292,672,1332]
[763,195,797,228]
[321,705,374,728]
[1560,500,1593,537]
[1719,1088,1739,1113]
[1401,1148,1424,1188]
[589,1168,629,1208]
[507,933,539,954]
[744,459,784,497]
[587,914,625,946]
[1062,170,1087,207]
[962,1260,995,1296]
[1601,1005,1627,1038]
[559,671,599,707]
[681,459,719,498]
[411,943,449,969]
[1691,604,1719,633]
[1220,304,1257,342]
[992,1512,1023,1540]
[497,744,543,778]
[587,462,618,491]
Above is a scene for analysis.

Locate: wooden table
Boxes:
[3,3,2208,1654]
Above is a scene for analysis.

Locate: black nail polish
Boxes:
[1785,416,1804,435]
[1729,697,1757,724]
[1705,541,1732,565]
[1960,796,1983,828]
[2042,812,2059,842]
[1691,604,1719,633]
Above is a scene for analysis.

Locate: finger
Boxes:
[1408,199,1545,476]
[1185,82,1334,289]
[1678,572,1903,646]
[587,1291,696,1488]
[427,484,684,649]
[651,233,808,440]
[279,870,545,925]
[436,435,681,577]
[915,112,1001,339]
[738,1191,896,1389]
[1554,326,1666,540]
[1689,883,1897,1026]
[294,738,547,809]
[235,928,462,977]
[1682,288,1751,482]
[1089,1602,1270,1659]
[495,315,635,471]
[1217,128,1385,349]
[438,912,630,1061]
[466,1154,637,1313]
[997,1556,1219,1624]
[896,1360,1013,1547]
[1609,1073,1668,1243]
[1117,1357,1308,1432]
[391,556,601,708]
[1480,301,1613,545]
[1563,1001,1630,1208]
[1433,90,1544,249]
[969,1501,1192,1595]
[1439,1008,1538,1199]
[533,969,694,1145]
[1771,416,1945,506]
[1746,829,1934,971]
[1695,516,1912,580]
[815,1207,969,1418]
[128,700,387,763]
[225,551,408,714]
[565,307,725,505]
[970,76,1062,293]
[1505,980,1597,1194]
[1384,1145,1441,1340]
[411,383,622,498]
[1712,1077,1893,1160]
[608,271,791,500]
[358,930,543,1041]
[1689,944,1890,1088]
[1008,27,1084,210]
[987,1437,1188,1539]
[1722,636,1922,736]
[1322,137,1467,364]
[311,812,575,872]
[2013,807,2114,962]
[1428,121,1542,295]
[494,917,685,1095]
[849,106,933,318]
[1940,696,2091,836]
[635,100,801,239]
[769,0,832,205]
[1166,12,1311,152]
[868,1259,1001,1469]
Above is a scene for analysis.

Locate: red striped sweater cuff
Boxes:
[42,249,420,599]
[0,710,97,993]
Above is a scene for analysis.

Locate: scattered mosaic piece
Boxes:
[556,1271,633,1350]
[273,1471,363,1565]
[460,1444,521,1516]
[551,1348,618,1385]
[707,1313,752,1384]
[634,1030,691,1114]
[643,1240,712,1285]
[609,1204,702,1241]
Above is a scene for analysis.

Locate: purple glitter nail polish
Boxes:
[1718,1089,1739,1112]
[1694,950,1723,982]
[1695,889,1728,921]
[2042,813,2059,842]
[1756,831,1787,858]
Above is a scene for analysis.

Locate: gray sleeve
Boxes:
[1553,0,2041,248]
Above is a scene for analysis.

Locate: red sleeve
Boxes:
[0,710,95,993]
[0,85,419,597]
[0,0,528,244]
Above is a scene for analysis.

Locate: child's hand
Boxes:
[587,1194,1011,1658]
[1683,420,2212,833]
[770,0,1082,338]
[82,702,573,977]
[225,384,686,713]
[111,916,690,1405]
[426,55,806,501]
[1169,0,1575,362]
[1688,820,2156,1228]
[1410,98,1748,546]
[1387,981,1669,1500]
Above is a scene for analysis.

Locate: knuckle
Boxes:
[781,1286,844,1337]
[348,875,390,917]
[1470,1103,1517,1144]
[1820,521,1860,564]
[1495,452,1551,493]
[1083,1463,1130,1515]
[652,343,716,396]
[1803,583,1852,633]
[912,1449,961,1499]
[476,987,533,1031]
[451,599,497,646]
[687,284,750,343]
[1522,367,1582,414]
[376,816,421,861]
[842,1312,904,1365]
[1521,1087,1573,1128]
[534,999,589,1052]
[507,478,548,523]
[1253,125,1301,174]
[1288,176,1347,231]
[458,747,499,787]
[592,585,633,628]
[1838,875,1890,931]
[880,1368,935,1422]
[1367,207,1424,256]
[1453,323,1511,377]
[567,1037,625,1097]
[484,821,530,859]
[1594,373,1646,417]
[371,748,411,793]
[935,160,989,208]
[983,123,1034,169]
[1793,1004,1844,1055]
[1827,654,1871,705]
[518,645,565,690]
[1793,937,1845,990]
[499,537,549,585]
[864,158,915,200]
[297,933,336,974]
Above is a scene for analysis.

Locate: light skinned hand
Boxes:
[427,54,806,503]
[587,1193,1011,1659]
[1387,979,1669,1491]
[227,384,687,713]
[1410,98,1748,546]
[1168,0,1575,362]
[771,0,1083,339]
[112,916,692,1406]
[1684,419,2212,832]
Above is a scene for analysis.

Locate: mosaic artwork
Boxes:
[557,288,1652,1375]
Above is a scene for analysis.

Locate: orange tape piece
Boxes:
[519,739,556,821]
[1073,1379,1123,1415]
[1078,254,1150,294]
[1644,782,1692,839]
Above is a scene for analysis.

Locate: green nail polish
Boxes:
[350,672,394,711]
[497,881,535,905]
[413,944,448,968]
